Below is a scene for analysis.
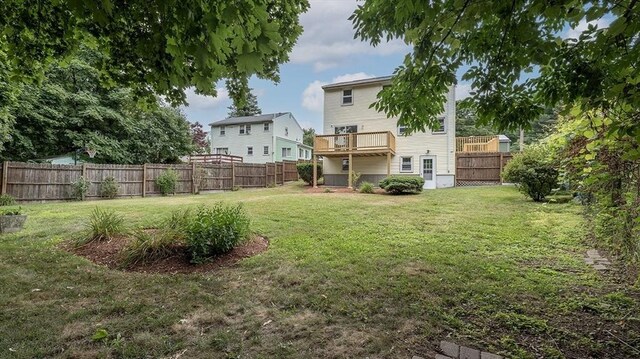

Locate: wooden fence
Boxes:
[456,152,513,186]
[0,160,300,202]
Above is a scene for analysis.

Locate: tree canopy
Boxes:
[303,128,316,147]
[352,0,640,138]
[227,88,262,117]
[0,0,309,106]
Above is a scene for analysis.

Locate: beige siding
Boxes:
[322,83,456,178]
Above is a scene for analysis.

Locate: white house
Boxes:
[210,112,313,164]
[313,76,456,189]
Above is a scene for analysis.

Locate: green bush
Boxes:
[185,203,250,263]
[162,208,192,235]
[84,207,126,243]
[297,163,322,185]
[100,176,119,199]
[120,229,182,267]
[379,176,424,194]
[502,145,558,202]
[156,168,178,196]
[359,181,375,194]
[71,176,90,200]
[0,194,15,206]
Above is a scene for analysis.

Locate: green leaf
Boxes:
[92,328,108,341]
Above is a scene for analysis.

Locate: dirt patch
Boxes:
[63,235,268,274]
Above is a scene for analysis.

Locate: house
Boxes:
[313,76,456,189]
[209,112,313,164]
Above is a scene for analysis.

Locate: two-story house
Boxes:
[313,76,456,189]
[210,112,313,164]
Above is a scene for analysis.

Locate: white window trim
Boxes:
[281,147,292,158]
[432,116,446,134]
[240,124,252,135]
[400,156,413,173]
[341,158,349,171]
[397,125,408,136]
[219,126,226,136]
[263,146,269,156]
[247,146,254,156]
[264,123,270,132]
[342,89,353,106]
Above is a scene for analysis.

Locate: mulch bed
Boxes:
[63,235,268,274]
[305,186,386,194]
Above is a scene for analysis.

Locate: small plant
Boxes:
[162,208,192,235]
[296,163,322,185]
[232,186,241,191]
[156,168,178,196]
[186,203,250,263]
[0,207,22,215]
[71,176,90,200]
[100,176,119,199]
[120,229,182,267]
[351,171,361,189]
[323,188,333,193]
[84,207,126,243]
[379,176,425,194]
[0,194,16,206]
[502,145,558,202]
[359,181,375,194]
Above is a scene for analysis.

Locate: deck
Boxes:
[313,131,396,157]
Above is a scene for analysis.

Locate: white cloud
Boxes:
[291,0,408,72]
[301,72,374,112]
[183,87,230,110]
[565,18,610,39]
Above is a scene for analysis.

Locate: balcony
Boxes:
[313,131,396,157]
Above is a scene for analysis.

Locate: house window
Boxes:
[281,147,292,158]
[285,127,289,136]
[400,157,413,172]
[299,148,303,158]
[219,126,226,136]
[305,150,309,159]
[263,146,269,155]
[397,125,408,136]
[264,123,270,132]
[215,147,228,155]
[240,124,251,135]
[342,89,353,105]
[342,158,349,171]
[247,146,253,155]
[433,116,446,133]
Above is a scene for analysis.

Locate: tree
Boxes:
[351,1,640,138]
[227,89,262,117]
[190,122,210,154]
[3,48,194,164]
[0,0,309,106]
[303,128,316,146]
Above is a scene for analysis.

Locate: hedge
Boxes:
[379,175,425,194]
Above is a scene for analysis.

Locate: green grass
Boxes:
[1,184,639,358]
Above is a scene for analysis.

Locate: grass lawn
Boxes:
[1,184,639,358]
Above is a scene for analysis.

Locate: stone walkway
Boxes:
[585,249,611,271]
[412,341,503,359]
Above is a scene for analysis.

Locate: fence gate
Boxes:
[456,153,512,186]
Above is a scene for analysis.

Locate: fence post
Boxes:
[265,163,268,187]
[82,163,87,178]
[232,162,236,188]
[274,162,277,185]
[192,162,197,194]
[142,163,147,197]
[499,153,504,184]
[1,161,7,195]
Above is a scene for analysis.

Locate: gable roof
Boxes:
[322,76,393,90]
[210,112,288,126]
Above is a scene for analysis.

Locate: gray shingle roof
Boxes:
[209,112,288,126]
[322,76,392,90]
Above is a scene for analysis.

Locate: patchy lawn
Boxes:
[0,184,638,358]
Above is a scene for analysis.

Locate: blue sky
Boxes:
[181,0,610,134]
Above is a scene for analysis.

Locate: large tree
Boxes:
[227,88,262,117]
[4,49,194,164]
[351,0,640,138]
[0,0,309,107]
[303,128,316,146]
[190,122,210,154]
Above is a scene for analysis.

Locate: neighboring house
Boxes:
[210,112,312,164]
[314,76,456,189]
[35,153,88,165]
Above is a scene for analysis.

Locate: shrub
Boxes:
[359,181,375,194]
[502,145,558,202]
[0,207,22,215]
[71,176,90,200]
[185,203,250,263]
[379,176,425,194]
[297,163,322,185]
[100,176,119,199]
[351,171,361,189]
[0,194,15,206]
[162,208,192,235]
[84,207,126,243]
[120,229,182,267]
[156,168,178,196]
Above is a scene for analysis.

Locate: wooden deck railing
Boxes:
[456,136,500,153]
[314,131,396,156]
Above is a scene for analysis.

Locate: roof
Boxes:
[210,112,288,126]
[498,135,511,142]
[322,76,393,90]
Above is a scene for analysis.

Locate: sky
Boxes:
[181,0,610,134]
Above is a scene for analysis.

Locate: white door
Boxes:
[420,156,437,189]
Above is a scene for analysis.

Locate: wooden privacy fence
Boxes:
[456,152,513,186]
[0,160,300,202]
